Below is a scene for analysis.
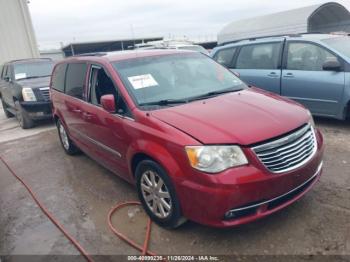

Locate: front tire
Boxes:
[1,98,14,118]
[15,101,34,129]
[136,160,187,229]
[57,119,80,155]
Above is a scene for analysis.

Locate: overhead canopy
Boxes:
[218,2,350,45]
[62,37,163,57]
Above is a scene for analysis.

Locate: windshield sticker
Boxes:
[128,74,158,89]
[15,73,26,80]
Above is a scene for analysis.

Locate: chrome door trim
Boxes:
[287,96,338,104]
[70,126,122,158]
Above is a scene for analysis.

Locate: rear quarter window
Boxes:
[65,63,87,99]
[51,63,67,92]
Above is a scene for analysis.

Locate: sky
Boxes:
[28,0,350,50]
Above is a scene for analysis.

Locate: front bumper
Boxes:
[174,129,324,227]
[20,101,52,120]
[223,161,322,222]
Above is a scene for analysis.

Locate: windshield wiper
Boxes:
[138,88,242,106]
[189,88,241,101]
[139,99,188,106]
[20,76,41,80]
[20,75,50,80]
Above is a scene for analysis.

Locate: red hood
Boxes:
[151,88,310,145]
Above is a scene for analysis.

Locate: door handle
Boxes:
[72,109,81,113]
[82,112,93,120]
[284,73,294,78]
[267,72,278,78]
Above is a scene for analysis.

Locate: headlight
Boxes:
[185,145,248,173]
[22,87,37,102]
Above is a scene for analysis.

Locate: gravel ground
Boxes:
[0,103,349,262]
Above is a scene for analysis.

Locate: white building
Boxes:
[0,0,39,65]
[40,49,64,61]
[218,2,350,45]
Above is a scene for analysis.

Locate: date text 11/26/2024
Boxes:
[128,255,220,261]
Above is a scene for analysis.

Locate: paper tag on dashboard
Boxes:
[128,74,158,89]
[15,73,26,80]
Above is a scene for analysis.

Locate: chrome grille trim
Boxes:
[260,138,313,161]
[39,87,50,101]
[253,124,317,173]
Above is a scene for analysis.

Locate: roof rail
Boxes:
[73,52,107,57]
[219,34,298,46]
[219,32,330,46]
[9,58,53,63]
[329,31,350,36]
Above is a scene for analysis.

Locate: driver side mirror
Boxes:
[232,71,240,78]
[4,76,11,82]
[322,60,341,71]
[101,94,116,113]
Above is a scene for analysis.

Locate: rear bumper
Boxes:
[20,101,52,120]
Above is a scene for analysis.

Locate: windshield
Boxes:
[322,36,350,58]
[14,61,54,80]
[113,53,246,107]
[177,45,209,54]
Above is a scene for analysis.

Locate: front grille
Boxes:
[253,124,317,173]
[39,87,50,101]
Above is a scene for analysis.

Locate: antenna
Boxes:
[130,24,136,49]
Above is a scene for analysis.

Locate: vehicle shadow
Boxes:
[314,116,350,130]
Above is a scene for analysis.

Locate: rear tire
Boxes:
[135,160,187,229]
[1,98,14,118]
[15,101,34,129]
[57,119,80,155]
[346,103,350,121]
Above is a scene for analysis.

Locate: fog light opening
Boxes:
[224,207,259,220]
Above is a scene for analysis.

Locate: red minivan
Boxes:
[50,50,324,228]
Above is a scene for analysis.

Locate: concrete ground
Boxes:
[0,102,349,261]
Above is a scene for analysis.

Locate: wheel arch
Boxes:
[131,153,157,177]
[53,114,59,124]
[128,140,183,180]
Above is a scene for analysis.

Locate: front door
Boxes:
[78,65,132,179]
[281,41,345,117]
[1,65,15,107]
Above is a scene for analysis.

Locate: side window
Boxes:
[213,47,236,67]
[51,63,67,92]
[2,65,8,79]
[287,42,339,71]
[89,66,118,105]
[0,65,3,79]
[3,65,13,81]
[236,43,281,69]
[65,63,87,99]
[89,66,131,116]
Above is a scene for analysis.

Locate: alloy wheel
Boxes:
[140,170,172,218]
[59,123,70,150]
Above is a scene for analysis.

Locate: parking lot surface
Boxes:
[0,103,349,260]
[0,103,55,143]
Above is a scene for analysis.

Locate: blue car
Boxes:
[211,33,350,120]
